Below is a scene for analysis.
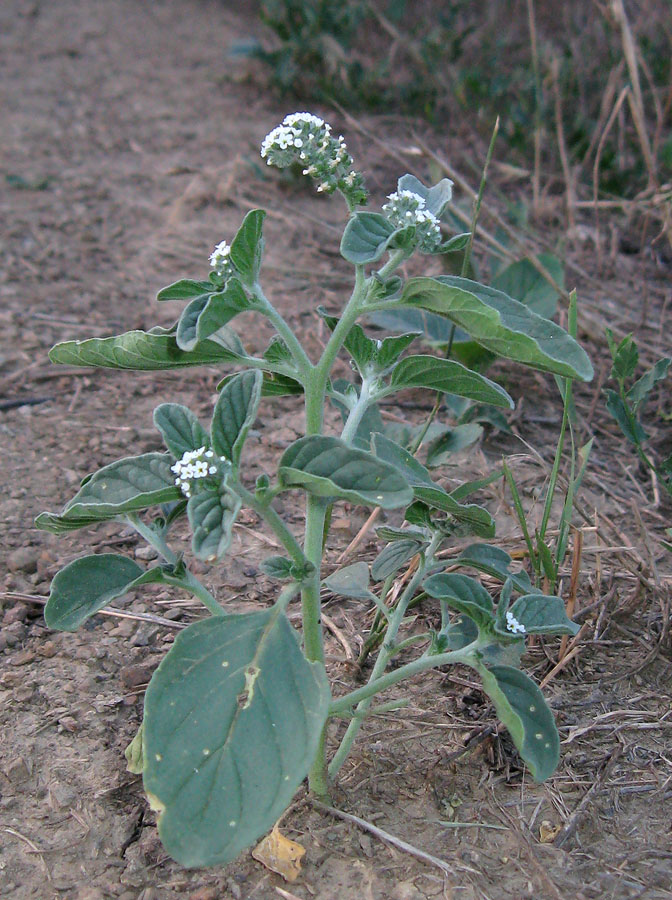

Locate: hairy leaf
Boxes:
[153,404,210,459]
[424,572,495,628]
[371,539,424,581]
[157,279,214,302]
[386,355,513,408]
[396,276,593,380]
[279,436,413,509]
[505,594,580,636]
[230,209,266,284]
[142,609,330,867]
[476,664,559,782]
[188,489,242,561]
[340,212,396,264]
[211,370,262,468]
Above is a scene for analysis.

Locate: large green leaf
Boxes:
[505,594,579,636]
[211,370,262,468]
[48,453,179,524]
[395,276,593,380]
[188,489,242,561]
[424,572,495,629]
[476,664,559,782]
[45,554,148,631]
[385,355,513,408]
[371,434,495,536]
[279,436,413,509]
[49,329,245,370]
[230,209,266,284]
[397,174,453,218]
[176,279,252,351]
[153,404,210,459]
[157,279,213,302]
[491,254,564,319]
[142,609,331,867]
[371,538,424,581]
[323,562,374,600]
[340,212,396,264]
[455,544,532,594]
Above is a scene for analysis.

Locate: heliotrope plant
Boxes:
[37,112,593,868]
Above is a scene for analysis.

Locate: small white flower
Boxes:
[172,446,223,498]
[209,240,234,279]
[505,610,526,635]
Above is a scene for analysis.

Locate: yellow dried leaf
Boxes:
[539,820,562,843]
[252,824,306,882]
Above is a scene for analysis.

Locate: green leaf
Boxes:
[211,370,262,468]
[396,276,594,381]
[476,664,559,782]
[188,489,242,561]
[371,539,424,581]
[609,333,639,380]
[157,279,213,302]
[176,294,210,350]
[125,723,145,775]
[260,556,294,580]
[340,212,396,264]
[58,453,180,521]
[492,254,563,320]
[318,309,418,375]
[441,232,471,252]
[142,609,331,867]
[627,357,671,412]
[424,572,495,628]
[455,544,532,594]
[229,209,266,284]
[153,404,209,459]
[36,510,107,534]
[194,279,254,345]
[386,355,513,408]
[49,329,245,371]
[397,174,453,218]
[371,434,495,536]
[505,594,579,636]
[425,424,483,466]
[45,554,164,631]
[323,562,373,600]
[605,389,647,445]
[279,436,413,509]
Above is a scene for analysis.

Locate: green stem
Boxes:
[124,514,224,617]
[328,532,443,778]
[329,641,478,717]
[253,282,313,376]
[340,377,375,445]
[377,248,408,280]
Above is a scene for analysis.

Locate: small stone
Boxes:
[75,888,106,900]
[3,604,28,625]
[57,715,78,733]
[243,566,258,578]
[189,887,220,900]
[10,649,35,666]
[5,757,31,783]
[134,545,158,561]
[0,633,8,652]
[131,624,159,647]
[162,607,184,620]
[7,546,40,574]
[120,665,153,689]
[39,640,58,658]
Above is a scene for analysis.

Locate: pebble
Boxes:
[4,621,27,643]
[4,757,31,783]
[120,664,153,689]
[10,649,35,666]
[189,887,220,900]
[39,640,58,658]
[134,545,158,561]
[7,546,40,574]
[3,604,28,625]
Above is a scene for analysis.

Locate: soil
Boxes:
[1,2,671,899]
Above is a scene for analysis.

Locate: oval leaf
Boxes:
[279,436,413,509]
[45,554,144,631]
[397,276,593,381]
[476,663,559,782]
[157,279,213,302]
[455,544,533,594]
[62,453,180,520]
[188,488,242,561]
[154,404,210,459]
[506,594,580,636]
[340,212,396,264]
[230,209,266,284]
[386,355,513,408]
[323,562,373,600]
[142,609,331,867]
[212,370,263,468]
[371,538,423,581]
[49,329,245,370]
[424,572,495,628]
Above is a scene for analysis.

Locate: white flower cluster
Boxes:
[171,446,224,499]
[505,610,527,635]
[209,240,235,280]
[260,113,366,204]
[382,189,442,253]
